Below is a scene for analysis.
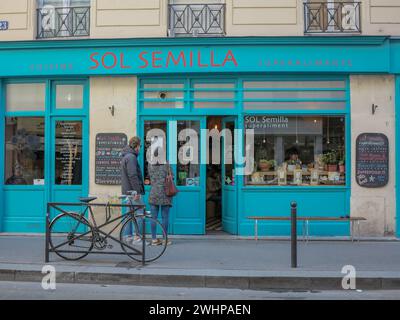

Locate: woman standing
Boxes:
[148,161,173,246]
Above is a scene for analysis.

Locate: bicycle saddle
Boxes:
[79,197,97,203]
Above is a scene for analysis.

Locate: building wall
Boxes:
[364,0,400,35]
[226,0,303,36]
[89,76,138,229]
[350,75,396,236]
[90,0,167,38]
[1,0,400,40]
[0,0,35,41]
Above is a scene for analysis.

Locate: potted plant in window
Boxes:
[322,152,338,172]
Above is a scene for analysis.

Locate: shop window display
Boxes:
[144,120,168,185]
[177,120,200,186]
[245,115,346,186]
[4,117,45,185]
[54,121,82,185]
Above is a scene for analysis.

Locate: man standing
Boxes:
[121,136,145,200]
[121,136,145,241]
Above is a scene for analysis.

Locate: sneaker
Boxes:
[133,235,142,243]
[163,239,172,246]
[151,239,162,246]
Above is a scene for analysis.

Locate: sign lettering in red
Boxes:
[89,50,238,71]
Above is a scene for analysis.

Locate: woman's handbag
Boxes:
[165,162,178,197]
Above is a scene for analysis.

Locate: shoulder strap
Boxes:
[166,160,172,176]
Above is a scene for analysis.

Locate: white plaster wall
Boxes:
[0,0,35,41]
[91,0,167,38]
[350,75,396,236]
[89,77,138,230]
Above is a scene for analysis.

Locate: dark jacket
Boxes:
[121,146,145,195]
[148,164,172,207]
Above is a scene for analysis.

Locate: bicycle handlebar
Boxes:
[118,190,138,200]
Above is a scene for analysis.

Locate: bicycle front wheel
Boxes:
[120,215,167,263]
[49,213,94,261]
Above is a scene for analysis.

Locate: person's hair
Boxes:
[287,147,299,156]
[129,136,141,150]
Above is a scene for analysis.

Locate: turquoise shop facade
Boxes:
[0,36,399,237]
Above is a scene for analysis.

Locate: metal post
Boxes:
[142,216,146,266]
[45,203,50,263]
[291,202,297,268]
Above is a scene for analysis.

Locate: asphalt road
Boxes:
[1,281,400,300]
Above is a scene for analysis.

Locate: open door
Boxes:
[222,117,238,234]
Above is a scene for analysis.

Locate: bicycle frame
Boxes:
[45,201,148,265]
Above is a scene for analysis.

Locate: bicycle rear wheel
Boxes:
[120,215,167,263]
[49,213,94,261]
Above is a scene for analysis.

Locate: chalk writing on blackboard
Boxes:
[95,133,127,185]
[356,133,389,188]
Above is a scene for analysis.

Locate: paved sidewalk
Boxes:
[0,235,400,290]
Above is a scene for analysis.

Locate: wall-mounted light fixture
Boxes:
[372,104,379,115]
[109,105,115,116]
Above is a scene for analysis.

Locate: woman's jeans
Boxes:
[150,205,170,240]
[122,198,144,238]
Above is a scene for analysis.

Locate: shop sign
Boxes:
[0,21,8,30]
[95,133,127,185]
[89,50,238,71]
[244,116,322,135]
[0,40,391,77]
[356,133,389,188]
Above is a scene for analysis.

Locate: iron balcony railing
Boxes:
[168,4,226,37]
[304,2,361,34]
[37,6,90,39]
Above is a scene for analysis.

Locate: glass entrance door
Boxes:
[222,117,238,234]
[50,118,86,206]
[141,117,206,235]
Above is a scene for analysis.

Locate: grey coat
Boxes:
[121,146,145,195]
[148,164,172,206]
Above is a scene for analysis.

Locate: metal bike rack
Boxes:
[45,202,147,266]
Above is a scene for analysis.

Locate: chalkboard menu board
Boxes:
[95,133,127,185]
[356,133,389,188]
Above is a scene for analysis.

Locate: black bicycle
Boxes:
[48,191,168,262]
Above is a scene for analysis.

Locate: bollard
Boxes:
[291,201,297,268]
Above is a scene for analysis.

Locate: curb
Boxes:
[1,268,400,291]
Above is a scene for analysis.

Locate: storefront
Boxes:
[0,36,399,237]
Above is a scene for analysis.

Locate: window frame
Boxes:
[138,75,351,191]
[243,114,348,188]
[2,78,89,192]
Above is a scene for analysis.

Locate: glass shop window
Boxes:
[6,83,46,112]
[242,80,347,111]
[177,120,200,186]
[4,117,45,185]
[193,82,236,109]
[142,83,185,109]
[54,121,83,185]
[56,84,84,109]
[244,115,346,186]
[144,120,168,185]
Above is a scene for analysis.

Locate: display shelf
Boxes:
[253,170,345,176]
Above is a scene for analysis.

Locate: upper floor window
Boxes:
[168,1,226,37]
[304,0,361,34]
[37,0,90,39]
